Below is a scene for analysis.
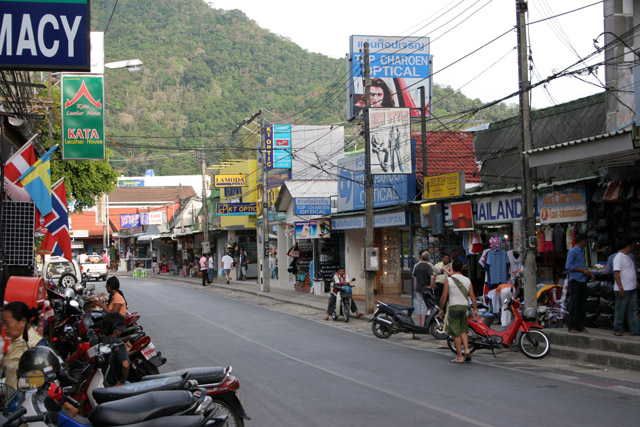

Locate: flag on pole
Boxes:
[3,135,37,185]
[39,232,63,257]
[43,178,72,261]
[18,145,58,217]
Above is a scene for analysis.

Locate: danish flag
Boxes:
[41,179,72,261]
[3,137,37,185]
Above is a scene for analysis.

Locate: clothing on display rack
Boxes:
[507,250,523,283]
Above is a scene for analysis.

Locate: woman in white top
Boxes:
[438,260,479,364]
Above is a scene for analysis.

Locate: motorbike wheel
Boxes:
[210,399,244,427]
[343,300,350,323]
[129,358,160,382]
[59,273,77,288]
[429,320,448,340]
[447,330,477,355]
[519,329,550,359]
[371,315,394,338]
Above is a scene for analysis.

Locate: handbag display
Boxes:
[602,180,622,202]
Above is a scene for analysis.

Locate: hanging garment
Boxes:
[553,224,565,252]
[485,248,509,287]
[566,224,575,250]
[471,233,483,254]
[507,250,523,281]
[537,229,545,253]
[543,227,554,252]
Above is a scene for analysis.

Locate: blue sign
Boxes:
[272,124,292,169]
[332,211,408,230]
[0,0,90,71]
[295,197,331,216]
[120,214,140,228]
[337,153,415,212]
[216,203,257,216]
[118,179,144,188]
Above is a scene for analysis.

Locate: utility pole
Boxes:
[260,115,271,292]
[363,42,375,314]
[420,86,428,190]
[200,146,209,243]
[516,0,537,310]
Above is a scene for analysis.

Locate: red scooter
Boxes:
[446,298,550,359]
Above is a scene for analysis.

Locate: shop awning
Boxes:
[525,129,640,168]
[136,224,169,242]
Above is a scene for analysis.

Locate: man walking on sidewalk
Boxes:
[565,233,595,333]
[612,239,640,336]
[221,251,234,284]
[199,254,208,287]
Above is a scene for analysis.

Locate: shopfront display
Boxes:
[316,234,343,292]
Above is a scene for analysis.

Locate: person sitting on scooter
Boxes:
[438,260,479,364]
[325,268,361,320]
[100,312,131,387]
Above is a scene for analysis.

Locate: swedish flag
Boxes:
[18,145,58,216]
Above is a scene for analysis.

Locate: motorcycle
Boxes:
[336,279,356,322]
[370,289,448,340]
[144,367,250,427]
[446,298,550,359]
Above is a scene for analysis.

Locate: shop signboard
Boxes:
[61,74,105,160]
[264,124,292,170]
[118,179,144,187]
[295,219,331,239]
[0,0,91,71]
[424,171,465,200]
[369,108,411,174]
[332,211,408,230]
[348,35,431,118]
[214,174,246,187]
[450,201,474,231]
[337,153,415,212]
[294,197,331,216]
[444,195,538,226]
[119,226,142,237]
[120,214,140,228]
[140,211,163,225]
[69,229,88,238]
[216,203,257,216]
[538,186,587,224]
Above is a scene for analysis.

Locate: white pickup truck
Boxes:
[80,254,109,281]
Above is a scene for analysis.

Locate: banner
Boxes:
[264,124,292,170]
[425,172,465,200]
[214,174,247,187]
[295,219,331,239]
[61,74,105,160]
[120,214,140,228]
[294,197,331,216]
[0,0,91,71]
[369,108,411,174]
[538,186,587,224]
[216,203,257,216]
[140,211,164,225]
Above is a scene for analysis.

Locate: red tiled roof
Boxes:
[413,131,481,183]
[108,186,197,203]
[70,204,181,237]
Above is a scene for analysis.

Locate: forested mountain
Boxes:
[92,0,517,176]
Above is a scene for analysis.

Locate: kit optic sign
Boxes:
[0,0,91,71]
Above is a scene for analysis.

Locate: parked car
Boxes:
[80,254,109,281]
[43,256,82,288]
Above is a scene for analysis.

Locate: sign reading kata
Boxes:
[424,171,465,200]
[61,75,105,160]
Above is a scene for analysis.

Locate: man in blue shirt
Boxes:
[565,233,595,333]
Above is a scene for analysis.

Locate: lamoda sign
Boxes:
[0,0,91,71]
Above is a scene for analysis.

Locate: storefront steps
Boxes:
[545,329,640,371]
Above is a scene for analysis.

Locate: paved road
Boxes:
[112,277,640,426]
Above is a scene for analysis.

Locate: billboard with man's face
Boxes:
[348,35,431,119]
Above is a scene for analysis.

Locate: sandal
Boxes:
[451,359,464,364]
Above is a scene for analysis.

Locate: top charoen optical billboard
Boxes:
[348,35,431,118]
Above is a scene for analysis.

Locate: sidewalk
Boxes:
[115,270,640,371]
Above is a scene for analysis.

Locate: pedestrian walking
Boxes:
[413,252,434,329]
[238,247,248,281]
[199,254,208,287]
[221,251,234,284]
[612,239,640,336]
[125,248,132,272]
[207,254,215,284]
[565,233,594,333]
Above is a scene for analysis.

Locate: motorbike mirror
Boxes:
[17,370,46,391]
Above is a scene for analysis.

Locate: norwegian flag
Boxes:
[39,232,63,257]
[3,136,37,185]
[42,178,72,261]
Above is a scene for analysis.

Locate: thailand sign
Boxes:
[369,108,411,174]
[264,124,292,170]
[214,174,246,187]
[120,214,140,228]
[140,211,164,225]
[348,35,431,118]
[0,0,91,71]
[425,172,465,200]
[337,152,415,212]
[295,219,331,239]
[216,203,257,216]
[444,195,540,226]
[61,74,105,160]
[538,186,587,224]
[294,197,331,216]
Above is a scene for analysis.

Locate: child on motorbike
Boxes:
[325,268,361,320]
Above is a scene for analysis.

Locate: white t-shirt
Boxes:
[612,252,638,291]
[221,255,234,270]
[447,274,471,306]
[208,256,214,269]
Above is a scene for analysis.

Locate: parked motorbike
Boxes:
[144,367,250,427]
[446,298,550,359]
[328,278,357,322]
[370,289,447,340]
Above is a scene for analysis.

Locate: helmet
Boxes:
[522,307,537,322]
[17,346,61,382]
[62,287,76,299]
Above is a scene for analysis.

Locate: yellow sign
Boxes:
[214,174,247,187]
[424,172,465,200]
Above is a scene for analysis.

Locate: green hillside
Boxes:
[92,0,517,176]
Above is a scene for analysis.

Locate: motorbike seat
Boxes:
[88,390,194,426]
[386,303,415,311]
[92,375,186,404]
[143,366,227,385]
[120,415,207,427]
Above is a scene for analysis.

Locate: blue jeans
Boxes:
[614,288,640,335]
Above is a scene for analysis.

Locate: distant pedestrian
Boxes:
[221,251,234,284]
[102,249,109,265]
[199,254,208,287]
[612,239,640,336]
[207,254,215,284]
[413,252,434,328]
[565,233,594,333]
[433,254,453,300]
[238,247,248,281]
[125,248,132,272]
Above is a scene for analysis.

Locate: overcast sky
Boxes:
[207,0,605,109]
